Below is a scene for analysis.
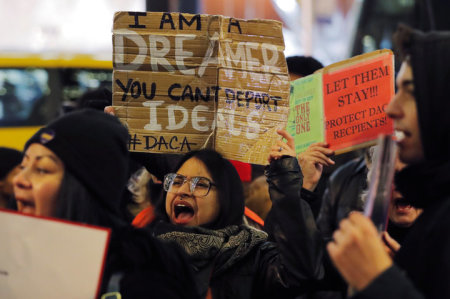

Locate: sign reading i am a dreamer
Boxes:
[112,11,290,165]
[287,50,394,154]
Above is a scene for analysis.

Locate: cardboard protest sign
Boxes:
[0,210,110,298]
[288,50,394,154]
[112,11,290,165]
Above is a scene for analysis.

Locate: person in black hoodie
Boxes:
[13,109,199,299]
[326,24,450,298]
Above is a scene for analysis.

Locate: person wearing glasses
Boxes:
[13,109,200,298]
[145,129,323,299]
[14,107,322,298]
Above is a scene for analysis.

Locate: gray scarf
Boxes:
[155,223,268,297]
[157,224,268,276]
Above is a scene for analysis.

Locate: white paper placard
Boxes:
[0,209,111,299]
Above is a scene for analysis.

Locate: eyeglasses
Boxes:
[163,173,216,197]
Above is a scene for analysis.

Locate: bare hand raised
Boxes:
[298,142,334,191]
[327,212,393,291]
[268,129,296,163]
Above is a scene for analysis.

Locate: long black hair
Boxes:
[53,171,126,229]
[153,149,245,230]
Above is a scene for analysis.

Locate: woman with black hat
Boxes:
[13,108,199,298]
[14,108,323,298]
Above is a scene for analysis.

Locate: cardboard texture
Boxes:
[287,49,394,155]
[113,11,289,164]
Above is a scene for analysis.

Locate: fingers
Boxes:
[305,142,335,156]
[268,143,294,162]
[327,212,393,291]
[332,218,357,245]
[299,142,335,166]
[104,106,115,116]
[277,129,295,150]
[330,213,376,249]
[298,151,335,166]
[382,231,401,252]
[268,131,296,162]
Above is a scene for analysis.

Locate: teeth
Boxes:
[394,130,405,142]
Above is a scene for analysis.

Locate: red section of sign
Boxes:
[322,54,394,151]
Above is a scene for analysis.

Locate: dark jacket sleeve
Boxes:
[316,178,338,242]
[255,156,324,295]
[316,157,367,242]
[352,266,424,299]
[300,187,321,220]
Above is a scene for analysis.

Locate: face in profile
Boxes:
[386,61,424,164]
[13,143,64,217]
[165,157,220,227]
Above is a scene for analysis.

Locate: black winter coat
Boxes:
[157,156,324,299]
[353,166,450,299]
[351,25,450,299]
[315,156,367,241]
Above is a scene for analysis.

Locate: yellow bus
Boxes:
[0,53,112,150]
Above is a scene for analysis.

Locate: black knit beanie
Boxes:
[0,147,22,179]
[24,109,130,215]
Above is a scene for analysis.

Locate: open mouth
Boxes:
[394,197,412,213]
[16,199,36,215]
[173,202,195,225]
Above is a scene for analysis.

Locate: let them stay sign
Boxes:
[287,50,394,154]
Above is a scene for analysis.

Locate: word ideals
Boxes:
[142,102,263,140]
[143,102,213,132]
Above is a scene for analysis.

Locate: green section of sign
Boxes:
[287,73,324,153]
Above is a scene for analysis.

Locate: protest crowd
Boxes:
[1,7,450,299]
